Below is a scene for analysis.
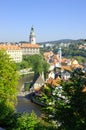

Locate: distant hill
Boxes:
[38,39,85,44]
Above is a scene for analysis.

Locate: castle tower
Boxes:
[29,26,36,44]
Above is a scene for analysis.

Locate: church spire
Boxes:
[29,26,36,44]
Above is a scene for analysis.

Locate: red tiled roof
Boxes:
[62,66,72,71]
[46,77,61,86]
[82,86,86,92]
[44,51,53,56]
[61,58,67,63]
[21,43,39,48]
[0,44,21,50]
[71,64,83,69]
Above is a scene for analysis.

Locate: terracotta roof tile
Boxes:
[82,86,86,92]
[21,43,39,48]
[0,44,21,50]
[62,66,72,71]
[46,77,60,86]
[71,64,83,69]
[44,51,53,57]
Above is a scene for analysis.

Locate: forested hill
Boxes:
[38,39,85,44]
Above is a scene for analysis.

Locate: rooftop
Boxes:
[0,44,21,50]
[21,43,39,48]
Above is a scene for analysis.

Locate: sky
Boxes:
[0,0,86,42]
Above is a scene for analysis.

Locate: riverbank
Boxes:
[31,95,46,107]
[16,96,41,116]
[18,89,46,107]
[16,74,41,116]
[18,68,34,75]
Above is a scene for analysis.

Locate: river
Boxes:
[16,74,41,116]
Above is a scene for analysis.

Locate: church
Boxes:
[21,26,40,55]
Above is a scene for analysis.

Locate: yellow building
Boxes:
[0,44,22,63]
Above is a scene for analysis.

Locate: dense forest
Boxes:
[62,45,86,63]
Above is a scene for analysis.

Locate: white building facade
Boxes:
[0,44,22,63]
[21,43,40,55]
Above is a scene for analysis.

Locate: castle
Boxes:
[0,26,40,62]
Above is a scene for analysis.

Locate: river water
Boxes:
[16,74,41,116]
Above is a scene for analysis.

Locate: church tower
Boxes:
[29,26,36,44]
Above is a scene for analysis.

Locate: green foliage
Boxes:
[0,50,19,123]
[0,51,55,130]
[62,46,86,63]
[0,101,14,126]
[16,54,49,76]
[12,111,39,130]
[50,43,86,63]
[2,111,57,130]
[36,120,57,130]
[16,61,29,70]
[1,111,38,130]
[56,70,86,130]
[0,50,18,103]
[40,68,86,130]
[27,54,49,75]
[43,61,50,79]
[24,82,31,91]
[73,56,85,64]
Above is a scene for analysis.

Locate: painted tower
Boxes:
[29,26,36,44]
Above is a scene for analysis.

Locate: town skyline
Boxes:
[0,0,86,42]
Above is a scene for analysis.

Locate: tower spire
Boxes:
[29,26,36,44]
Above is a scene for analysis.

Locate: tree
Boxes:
[0,50,19,123]
[43,60,50,80]
[40,68,86,130]
[28,54,49,75]
[0,51,55,130]
[2,111,57,130]
[12,111,39,130]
